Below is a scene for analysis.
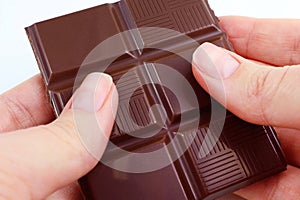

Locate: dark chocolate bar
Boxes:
[26,0,287,199]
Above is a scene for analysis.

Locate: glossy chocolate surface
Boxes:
[26,0,287,199]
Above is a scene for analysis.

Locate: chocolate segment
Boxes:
[26,0,287,199]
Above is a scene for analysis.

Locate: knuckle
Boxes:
[246,68,271,100]
[245,68,273,124]
[245,66,291,125]
[290,36,300,64]
[43,116,83,155]
[0,95,37,131]
[53,116,76,137]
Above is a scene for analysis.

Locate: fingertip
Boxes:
[73,72,113,112]
[192,42,240,79]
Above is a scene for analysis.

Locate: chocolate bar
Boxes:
[26,0,287,199]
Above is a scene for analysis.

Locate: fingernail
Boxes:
[71,73,115,161]
[73,73,113,112]
[193,43,240,79]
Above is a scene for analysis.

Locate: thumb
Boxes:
[0,73,118,199]
[192,42,300,129]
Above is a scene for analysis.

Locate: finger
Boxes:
[275,127,300,167]
[192,43,300,129]
[220,16,300,66]
[235,165,300,200]
[0,74,55,132]
[47,182,83,200]
[0,73,118,199]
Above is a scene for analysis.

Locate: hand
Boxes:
[192,16,300,199]
[0,73,118,199]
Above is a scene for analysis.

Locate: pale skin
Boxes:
[0,16,299,199]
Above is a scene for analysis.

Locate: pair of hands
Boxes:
[0,16,299,199]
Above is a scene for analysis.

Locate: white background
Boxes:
[0,0,299,93]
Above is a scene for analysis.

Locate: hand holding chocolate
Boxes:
[26,0,286,199]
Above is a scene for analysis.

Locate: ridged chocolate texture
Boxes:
[26,0,287,199]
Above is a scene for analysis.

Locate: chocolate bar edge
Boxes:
[24,1,287,199]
